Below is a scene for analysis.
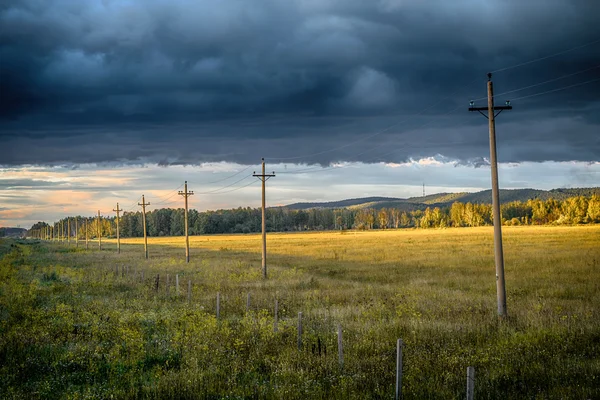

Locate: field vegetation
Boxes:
[1,226,599,399]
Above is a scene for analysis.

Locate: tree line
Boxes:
[28,194,600,238]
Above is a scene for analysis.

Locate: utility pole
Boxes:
[113,203,122,254]
[253,158,276,279]
[469,72,513,317]
[75,217,78,248]
[85,219,89,250]
[139,195,150,259]
[178,181,194,263]
[97,211,102,250]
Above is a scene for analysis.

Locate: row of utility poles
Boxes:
[34,158,277,277]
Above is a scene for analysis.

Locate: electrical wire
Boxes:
[491,38,600,74]
[510,77,600,101]
[471,64,600,102]
[187,164,256,186]
[194,174,254,195]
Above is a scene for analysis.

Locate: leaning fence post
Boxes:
[337,324,344,368]
[297,312,303,350]
[216,292,221,319]
[395,338,403,400]
[187,280,191,304]
[274,299,278,332]
[466,366,475,400]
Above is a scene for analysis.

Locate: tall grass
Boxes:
[1,226,599,399]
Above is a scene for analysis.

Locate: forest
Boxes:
[28,194,600,238]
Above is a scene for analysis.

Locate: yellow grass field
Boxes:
[1,225,599,399]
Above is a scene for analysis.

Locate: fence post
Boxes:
[466,366,475,400]
[337,324,344,368]
[246,293,251,313]
[297,312,303,350]
[274,299,278,332]
[395,338,403,400]
[217,292,221,319]
[154,274,159,292]
[187,280,191,304]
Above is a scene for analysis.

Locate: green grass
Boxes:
[1,226,599,399]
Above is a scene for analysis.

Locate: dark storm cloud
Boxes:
[1,0,599,166]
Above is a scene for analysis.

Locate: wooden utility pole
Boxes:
[178,181,194,263]
[97,211,102,250]
[139,195,150,259]
[253,158,276,279]
[75,217,78,248]
[113,203,122,254]
[469,72,512,317]
[85,219,89,249]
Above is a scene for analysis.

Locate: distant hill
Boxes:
[0,227,27,238]
[281,187,600,211]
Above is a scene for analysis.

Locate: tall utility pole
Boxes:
[75,217,78,248]
[139,195,150,259]
[85,219,89,250]
[97,211,102,250]
[469,72,513,317]
[178,181,194,263]
[253,158,276,279]
[113,203,122,254]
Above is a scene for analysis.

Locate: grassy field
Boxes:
[1,226,599,399]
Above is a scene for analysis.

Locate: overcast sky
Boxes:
[1,0,599,227]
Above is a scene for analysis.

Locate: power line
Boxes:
[187,164,256,185]
[510,77,600,101]
[472,64,600,102]
[194,174,254,194]
[491,38,600,74]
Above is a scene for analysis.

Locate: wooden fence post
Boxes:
[274,299,278,332]
[467,366,475,400]
[154,274,159,292]
[246,293,251,313]
[187,280,191,304]
[337,324,344,368]
[395,339,403,400]
[297,312,303,350]
[217,292,221,319]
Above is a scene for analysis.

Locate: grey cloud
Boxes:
[1,0,599,166]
